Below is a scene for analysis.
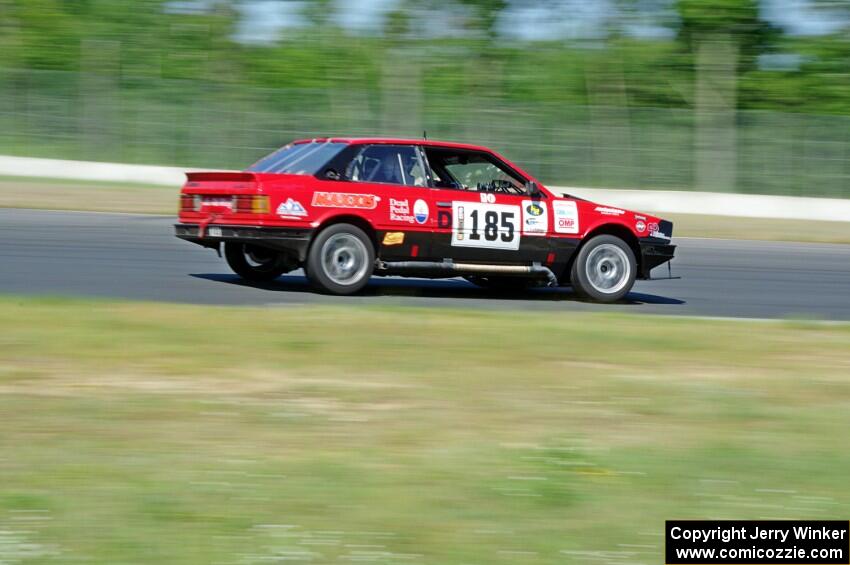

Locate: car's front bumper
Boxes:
[174,223,313,261]
[638,239,676,279]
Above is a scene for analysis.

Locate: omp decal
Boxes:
[276,198,307,217]
[389,198,414,223]
[451,202,520,250]
[553,200,579,234]
[382,232,405,246]
[312,192,379,209]
[413,199,429,224]
[522,200,548,236]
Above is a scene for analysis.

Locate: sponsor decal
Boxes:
[389,198,414,223]
[451,202,521,250]
[201,197,233,211]
[635,214,646,221]
[595,206,625,216]
[553,200,579,234]
[526,203,544,216]
[635,220,646,233]
[648,223,670,239]
[312,192,379,209]
[522,200,548,236]
[276,198,307,217]
[480,193,496,204]
[382,232,405,246]
[414,199,429,224]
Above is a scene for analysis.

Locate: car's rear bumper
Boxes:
[174,223,313,261]
[638,240,676,279]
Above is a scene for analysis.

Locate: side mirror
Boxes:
[525,181,540,196]
[324,169,341,181]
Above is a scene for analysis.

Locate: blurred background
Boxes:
[2,3,850,564]
[1,0,849,197]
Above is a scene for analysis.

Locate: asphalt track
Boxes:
[1,209,849,320]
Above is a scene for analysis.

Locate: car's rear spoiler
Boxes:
[185,171,257,182]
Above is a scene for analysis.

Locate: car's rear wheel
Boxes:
[306,223,375,295]
[224,242,294,282]
[570,235,636,303]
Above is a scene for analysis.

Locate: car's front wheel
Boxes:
[306,223,375,295]
[224,242,295,282]
[570,234,637,303]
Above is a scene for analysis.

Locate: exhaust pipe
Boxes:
[377,260,558,287]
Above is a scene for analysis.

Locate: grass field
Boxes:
[0,176,176,215]
[2,176,849,243]
[1,297,849,563]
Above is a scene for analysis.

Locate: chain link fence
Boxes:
[1,68,848,197]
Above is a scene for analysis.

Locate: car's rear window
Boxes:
[247,141,347,175]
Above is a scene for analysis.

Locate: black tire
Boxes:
[464,275,534,292]
[569,234,637,303]
[306,223,375,295]
[224,242,294,282]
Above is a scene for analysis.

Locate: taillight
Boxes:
[252,195,270,214]
[234,195,269,214]
[180,194,200,212]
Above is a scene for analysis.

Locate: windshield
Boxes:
[247,141,346,175]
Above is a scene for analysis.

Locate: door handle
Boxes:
[437,202,452,207]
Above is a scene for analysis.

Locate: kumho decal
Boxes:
[312,192,379,209]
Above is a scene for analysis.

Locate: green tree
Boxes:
[676,0,776,191]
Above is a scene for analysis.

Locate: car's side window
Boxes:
[424,148,527,195]
[344,145,428,187]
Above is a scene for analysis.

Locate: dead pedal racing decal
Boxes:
[553,200,579,234]
[522,200,548,235]
[451,202,520,250]
[389,198,429,224]
[312,192,379,209]
[276,198,307,217]
[382,232,405,246]
[389,198,414,223]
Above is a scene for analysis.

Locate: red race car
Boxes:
[175,138,675,302]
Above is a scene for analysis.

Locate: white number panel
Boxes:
[451,202,521,250]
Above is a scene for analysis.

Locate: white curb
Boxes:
[553,186,850,223]
[1,155,847,222]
